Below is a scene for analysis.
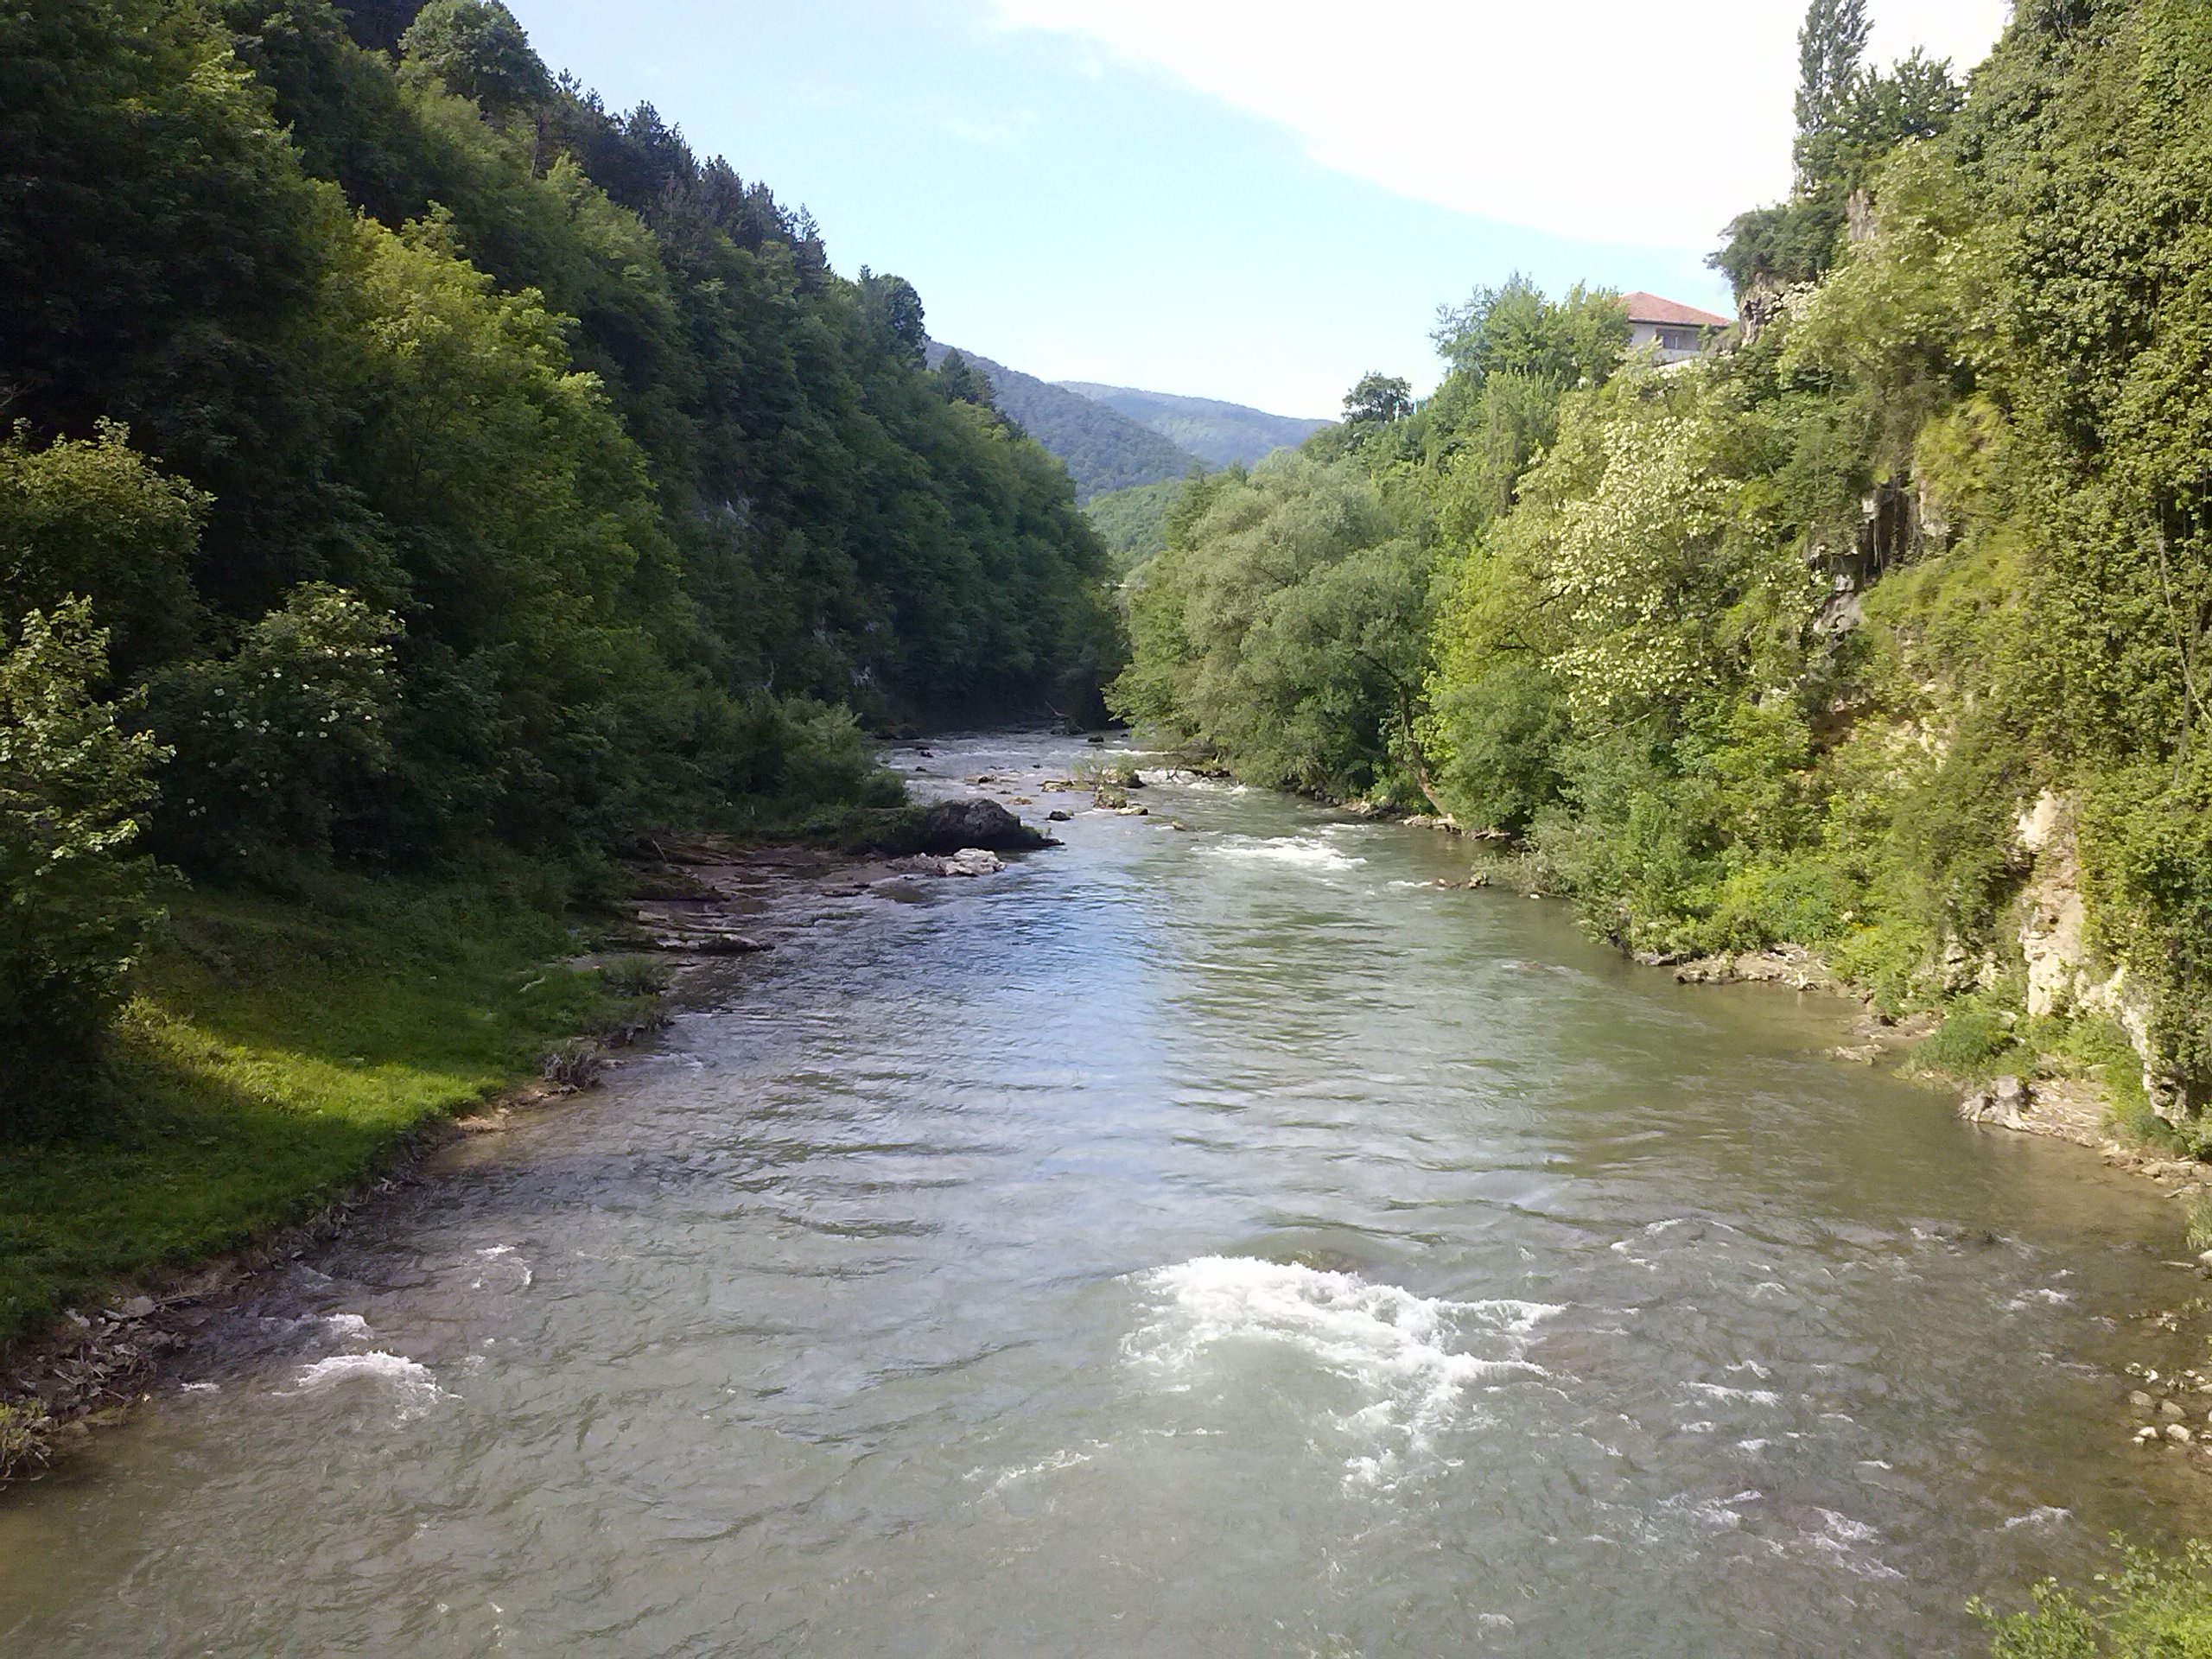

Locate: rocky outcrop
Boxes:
[938,848,1004,878]
[916,798,1052,854]
[1673,944,1843,994]
[2014,791,2171,1117]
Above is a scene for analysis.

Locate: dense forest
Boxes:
[1115,0,2212,1132]
[0,0,1116,1122]
[1059,382,1330,470]
[924,342,1199,501]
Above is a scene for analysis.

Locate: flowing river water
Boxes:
[5,732,2210,1656]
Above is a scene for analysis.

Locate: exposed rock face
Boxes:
[1672,945,1840,993]
[916,798,1049,854]
[2014,791,2170,1116]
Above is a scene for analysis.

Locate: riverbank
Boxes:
[0,810,1067,1484]
[3,731,2206,1653]
[0,859,640,1475]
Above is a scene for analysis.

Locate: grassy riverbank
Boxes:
[0,861,633,1346]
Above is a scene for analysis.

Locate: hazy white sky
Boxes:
[988,1,2012,247]
[508,1,2013,416]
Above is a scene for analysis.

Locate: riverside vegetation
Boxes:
[1116,0,2209,1139]
[1111,0,2212,1639]
[7,0,2212,1647]
[0,0,1115,1351]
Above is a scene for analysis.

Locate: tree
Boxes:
[399,0,550,116]
[1794,0,1872,190]
[1712,0,1961,295]
[857,269,928,365]
[0,601,168,1130]
[0,423,207,677]
[1343,372,1414,434]
[936,348,995,408]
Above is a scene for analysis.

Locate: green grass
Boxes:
[0,861,626,1344]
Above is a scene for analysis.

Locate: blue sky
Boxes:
[505,2,2009,420]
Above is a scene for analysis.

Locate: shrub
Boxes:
[1974,1538,2212,1657]
[0,421,207,677]
[1913,989,2028,1077]
[152,583,400,865]
[539,1036,602,1090]
[0,600,169,1134]
[598,956,671,1000]
[0,1400,52,1481]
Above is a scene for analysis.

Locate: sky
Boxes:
[504,1,2012,419]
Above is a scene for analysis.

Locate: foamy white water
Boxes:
[1123,1255,1554,1485]
[1198,834,1364,872]
[286,1351,444,1414]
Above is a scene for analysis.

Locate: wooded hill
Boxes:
[1059,383,1330,469]
[924,343,1199,501]
[0,0,1116,1121]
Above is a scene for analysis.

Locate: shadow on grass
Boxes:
[0,867,620,1344]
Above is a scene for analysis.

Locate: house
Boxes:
[1619,292,1733,365]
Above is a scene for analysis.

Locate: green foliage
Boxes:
[1713,0,1965,295]
[398,0,549,115]
[1342,372,1414,436]
[1085,476,1191,575]
[1974,1538,2212,1656]
[1112,454,1435,801]
[0,859,620,1340]
[929,346,1200,500]
[1106,0,2212,1121]
[0,0,1112,880]
[1913,988,2030,1076]
[0,601,169,1133]
[597,956,672,1000]
[153,584,401,864]
[0,423,207,676]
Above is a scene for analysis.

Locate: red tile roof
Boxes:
[1618,291,1734,329]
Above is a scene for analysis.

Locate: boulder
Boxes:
[1959,1075,2032,1131]
[918,798,1049,854]
[941,848,1004,878]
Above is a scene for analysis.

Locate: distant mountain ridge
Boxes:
[1058,383,1330,469]
[924,342,1195,502]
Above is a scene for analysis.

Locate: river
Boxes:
[3,731,2208,1656]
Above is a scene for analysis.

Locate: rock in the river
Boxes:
[2162,1398,2188,1420]
[941,848,1004,878]
[1046,810,1072,823]
[2131,1389,2158,1413]
[917,798,1050,854]
[2169,1423,2195,1445]
[1959,1075,2032,1131]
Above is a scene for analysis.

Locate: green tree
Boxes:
[1342,372,1414,434]
[398,0,550,115]
[0,423,207,677]
[0,601,168,1129]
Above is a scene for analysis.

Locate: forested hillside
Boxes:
[1059,383,1330,468]
[1115,0,2212,1131]
[0,0,1115,1120]
[924,343,1198,500]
